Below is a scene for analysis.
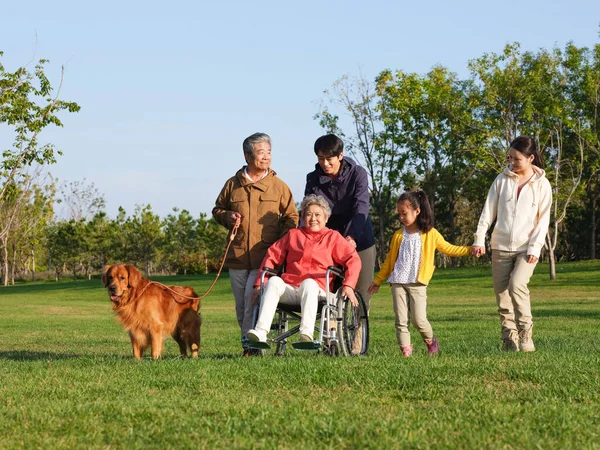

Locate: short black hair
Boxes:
[314,134,344,157]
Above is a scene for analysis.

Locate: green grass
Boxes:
[1,261,599,449]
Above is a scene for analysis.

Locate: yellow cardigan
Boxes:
[374,227,470,286]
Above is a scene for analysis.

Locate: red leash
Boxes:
[129,221,240,304]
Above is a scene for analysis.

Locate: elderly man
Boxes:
[212,132,299,357]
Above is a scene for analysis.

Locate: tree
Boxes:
[125,204,163,276]
[315,73,408,265]
[1,50,80,285]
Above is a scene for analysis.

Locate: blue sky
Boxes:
[2,0,599,219]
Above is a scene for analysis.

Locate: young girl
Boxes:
[368,190,471,357]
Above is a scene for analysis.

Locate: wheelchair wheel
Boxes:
[338,290,369,356]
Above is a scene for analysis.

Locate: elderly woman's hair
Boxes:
[300,194,331,219]
[242,132,271,157]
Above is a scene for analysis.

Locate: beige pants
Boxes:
[229,268,259,343]
[352,245,376,353]
[391,283,432,347]
[491,250,537,339]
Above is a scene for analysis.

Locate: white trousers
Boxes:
[255,276,326,338]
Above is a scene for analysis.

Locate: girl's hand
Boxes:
[471,245,485,257]
[526,254,538,264]
[367,282,379,294]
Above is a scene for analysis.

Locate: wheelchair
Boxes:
[248,266,369,356]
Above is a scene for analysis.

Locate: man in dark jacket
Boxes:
[305,134,376,353]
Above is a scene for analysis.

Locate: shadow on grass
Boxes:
[0,350,248,362]
[0,351,85,361]
[534,308,600,319]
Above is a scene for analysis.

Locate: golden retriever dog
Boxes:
[102,264,201,359]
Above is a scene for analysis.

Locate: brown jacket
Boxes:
[212,167,299,270]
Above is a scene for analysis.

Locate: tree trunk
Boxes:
[10,243,16,285]
[31,247,36,282]
[1,238,8,287]
[546,235,556,281]
[591,194,597,260]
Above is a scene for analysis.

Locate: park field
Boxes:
[0,261,599,449]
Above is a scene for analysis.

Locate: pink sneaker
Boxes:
[425,337,439,356]
[400,344,413,357]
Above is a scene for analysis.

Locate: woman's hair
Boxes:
[509,136,544,168]
[300,194,332,220]
[398,190,433,233]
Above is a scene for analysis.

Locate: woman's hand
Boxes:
[526,254,538,264]
[250,286,260,305]
[342,285,358,307]
[367,282,379,294]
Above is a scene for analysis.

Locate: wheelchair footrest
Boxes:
[291,341,321,351]
[246,341,271,350]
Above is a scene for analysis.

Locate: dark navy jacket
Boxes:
[305,157,376,252]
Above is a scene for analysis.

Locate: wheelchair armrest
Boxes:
[260,267,279,289]
[262,267,279,276]
[326,266,345,280]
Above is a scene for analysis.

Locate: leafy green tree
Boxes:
[315,74,408,265]
[163,208,197,274]
[1,51,79,284]
[125,204,163,276]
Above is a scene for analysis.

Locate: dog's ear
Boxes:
[101,265,112,287]
[126,265,142,288]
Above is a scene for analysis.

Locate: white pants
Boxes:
[254,276,326,337]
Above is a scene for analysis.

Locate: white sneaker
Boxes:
[247,329,267,343]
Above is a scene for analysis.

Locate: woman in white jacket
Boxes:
[471,136,552,352]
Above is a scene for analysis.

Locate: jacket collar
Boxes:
[236,167,276,191]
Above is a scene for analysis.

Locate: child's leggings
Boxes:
[391,283,432,346]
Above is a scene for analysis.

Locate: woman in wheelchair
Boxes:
[247,194,361,345]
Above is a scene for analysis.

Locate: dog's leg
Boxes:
[129,330,147,360]
[150,333,165,360]
[172,330,188,358]
[191,313,201,358]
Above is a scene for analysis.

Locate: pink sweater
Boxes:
[254,227,361,291]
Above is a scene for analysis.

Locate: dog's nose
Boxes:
[109,285,117,294]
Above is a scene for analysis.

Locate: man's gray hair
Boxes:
[300,194,332,220]
[243,132,271,157]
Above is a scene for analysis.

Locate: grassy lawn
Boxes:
[0,261,599,449]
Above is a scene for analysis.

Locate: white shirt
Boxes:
[244,168,268,183]
[389,228,421,284]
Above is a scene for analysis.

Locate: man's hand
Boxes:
[367,282,379,295]
[342,285,358,307]
[345,236,357,249]
[230,212,242,228]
